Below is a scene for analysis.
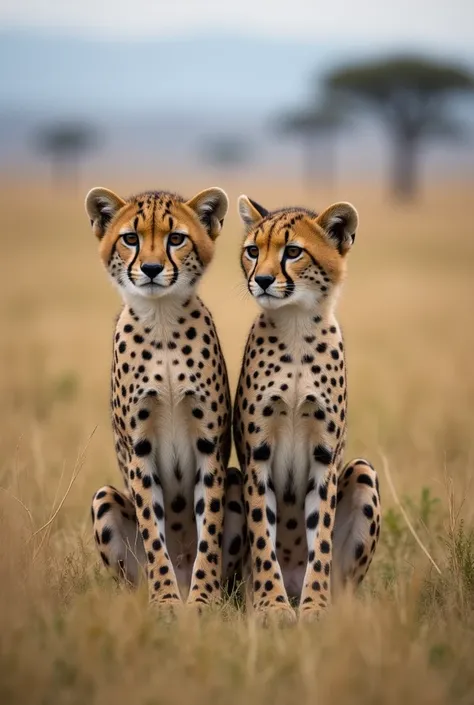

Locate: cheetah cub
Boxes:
[234,196,381,622]
[86,186,244,610]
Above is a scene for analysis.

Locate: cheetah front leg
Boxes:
[125,408,182,609]
[187,442,226,609]
[244,449,296,624]
[299,447,338,621]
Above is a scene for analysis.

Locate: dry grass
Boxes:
[1,175,474,704]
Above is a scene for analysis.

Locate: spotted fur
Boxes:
[86,186,245,610]
[234,195,381,623]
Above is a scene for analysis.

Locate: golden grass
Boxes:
[1,176,474,704]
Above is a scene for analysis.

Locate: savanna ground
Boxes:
[1,175,474,704]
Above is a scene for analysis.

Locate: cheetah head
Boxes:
[85,187,228,302]
[237,196,358,312]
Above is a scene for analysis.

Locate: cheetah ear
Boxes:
[315,202,358,255]
[186,187,229,241]
[85,187,126,240]
[238,195,269,231]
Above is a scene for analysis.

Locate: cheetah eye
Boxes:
[285,245,303,259]
[122,233,139,247]
[246,245,259,260]
[168,232,186,247]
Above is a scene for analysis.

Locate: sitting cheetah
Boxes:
[233,195,381,622]
[86,186,244,609]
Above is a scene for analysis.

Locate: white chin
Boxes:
[256,294,289,310]
[134,282,181,299]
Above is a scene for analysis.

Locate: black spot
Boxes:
[171,495,186,513]
[192,408,204,419]
[138,409,149,421]
[229,535,242,556]
[118,342,126,354]
[204,474,214,488]
[266,507,276,525]
[363,504,374,519]
[357,473,374,487]
[197,438,215,454]
[252,508,263,522]
[135,439,152,457]
[286,518,297,530]
[313,445,332,465]
[101,527,112,544]
[153,502,164,520]
[306,512,319,530]
[97,502,111,520]
[320,540,330,554]
[199,540,209,553]
[228,500,242,514]
[355,542,364,560]
[195,498,205,515]
[186,327,197,340]
[210,498,221,513]
[316,343,327,353]
[256,537,266,550]
[142,475,152,489]
[253,443,271,461]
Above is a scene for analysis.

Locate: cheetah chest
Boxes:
[114,315,216,586]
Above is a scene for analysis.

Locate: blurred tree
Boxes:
[34,122,96,191]
[202,134,251,170]
[277,99,346,194]
[325,56,474,200]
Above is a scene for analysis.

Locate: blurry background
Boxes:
[1,0,474,192]
[1,3,474,704]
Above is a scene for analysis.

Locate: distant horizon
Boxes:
[1,25,474,59]
[1,0,473,47]
[1,25,473,180]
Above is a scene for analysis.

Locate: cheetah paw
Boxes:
[298,606,326,624]
[254,604,297,627]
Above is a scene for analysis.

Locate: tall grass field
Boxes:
[1,177,474,704]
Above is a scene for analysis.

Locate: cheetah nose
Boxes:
[255,275,275,292]
[141,263,164,280]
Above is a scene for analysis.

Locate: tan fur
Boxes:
[234,196,380,623]
[86,187,245,611]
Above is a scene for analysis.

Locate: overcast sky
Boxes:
[1,0,474,46]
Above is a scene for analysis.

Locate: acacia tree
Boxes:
[201,134,251,171]
[35,122,96,191]
[325,56,474,200]
[277,100,346,194]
